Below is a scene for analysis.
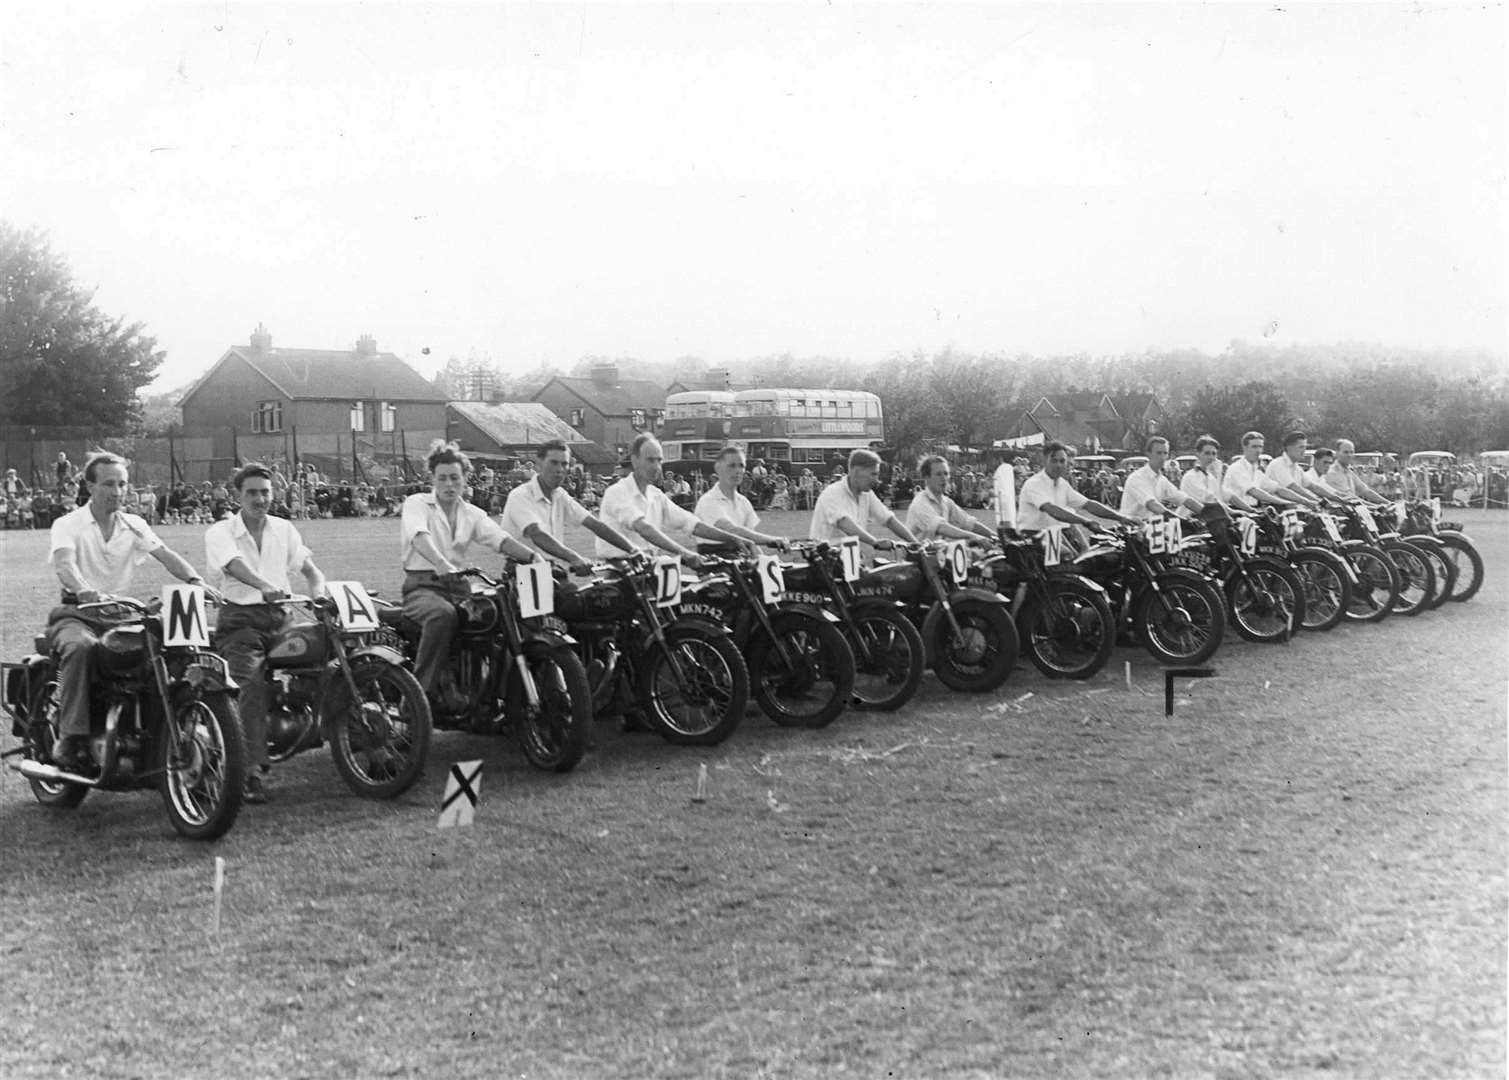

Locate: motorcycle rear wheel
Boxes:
[510,643,592,772]
[328,660,433,799]
[748,613,856,728]
[160,690,245,841]
[26,672,88,809]
[639,630,749,746]
[1019,579,1114,680]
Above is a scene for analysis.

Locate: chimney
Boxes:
[250,322,272,352]
[703,366,731,390]
[356,333,378,357]
[590,362,619,386]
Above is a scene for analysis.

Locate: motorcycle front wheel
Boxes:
[929,600,1019,693]
[1133,571,1226,665]
[638,630,749,746]
[1438,532,1484,603]
[847,607,926,712]
[1225,557,1305,643]
[509,643,592,772]
[1340,544,1399,623]
[1019,579,1114,680]
[159,690,245,841]
[747,612,856,728]
[328,660,433,799]
[1289,549,1351,632]
[1381,538,1433,617]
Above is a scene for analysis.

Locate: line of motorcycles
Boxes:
[0,496,1481,841]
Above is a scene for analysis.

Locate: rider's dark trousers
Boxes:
[401,571,463,699]
[45,615,98,739]
[216,603,295,772]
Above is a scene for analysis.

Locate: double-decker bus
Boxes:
[659,388,885,470]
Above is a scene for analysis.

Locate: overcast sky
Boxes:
[2,1,1504,392]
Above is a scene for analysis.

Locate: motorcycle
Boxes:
[684,553,857,728]
[1179,506,1306,643]
[1331,502,1434,617]
[556,553,749,746]
[1399,498,1483,603]
[2,587,245,840]
[235,584,434,797]
[784,541,927,712]
[1073,521,1228,665]
[1298,508,1399,623]
[374,566,588,773]
[1249,507,1354,632]
[964,529,1115,680]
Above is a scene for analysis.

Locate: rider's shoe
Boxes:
[50,735,90,772]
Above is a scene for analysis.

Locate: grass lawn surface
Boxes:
[0,509,1504,1079]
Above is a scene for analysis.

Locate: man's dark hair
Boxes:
[83,452,127,484]
[1241,430,1264,447]
[1042,441,1071,459]
[714,445,745,465]
[1194,434,1221,453]
[535,439,570,460]
[847,448,881,471]
[232,462,274,490]
[1144,435,1170,454]
[425,439,471,474]
[1282,430,1308,450]
[917,454,947,478]
[1313,447,1335,463]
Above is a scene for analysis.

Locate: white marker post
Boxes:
[692,763,708,804]
[1124,660,1132,690]
[439,760,483,828]
[211,856,225,939]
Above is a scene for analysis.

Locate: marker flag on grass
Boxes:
[439,760,483,828]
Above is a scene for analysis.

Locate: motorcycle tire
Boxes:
[328,659,433,799]
[639,629,749,746]
[1224,556,1306,644]
[847,606,926,712]
[1339,543,1399,623]
[1019,579,1115,680]
[1381,538,1433,617]
[26,671,88,809]
[748,612,856,729]
[505,643,591,772]
[159,689,245,841]
[1133,570,1226,666]
[1438,532,1484,603]
[1288,548,1352,632]
[929,599,1019,693]
[1406,537,1456,610]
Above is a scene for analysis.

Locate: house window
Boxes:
[253,400,282,433]
[349,402,366,432]
[569,408,585,427]
[380,401,397,433]
[629,408,647,429]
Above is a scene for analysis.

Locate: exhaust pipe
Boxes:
[15,759,101,787]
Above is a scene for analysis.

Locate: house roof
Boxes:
[1108,393,1157,416]
[448,401,587,448]
[180,347,446,407]
[534,375,671,416]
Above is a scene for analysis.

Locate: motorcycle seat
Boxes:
[34,635,49,655]
[377,606,420,635]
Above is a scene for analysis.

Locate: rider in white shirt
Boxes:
[1323,439,1388,504]
[1118,437,1209,521]
[501,440,636,572]
[1181,435,1256,512]
[597,434,741,561]
[810,448,918,553]
[1225,432,1299,507]
[906,455,994,543]
[693,446,791,553]
[1017,442,1136,536]
[1264,431,1326,507]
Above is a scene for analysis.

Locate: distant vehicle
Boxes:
[1121,455,1149,473]
[1352,452,1397,472]
[1478,450,1509,469]
[1407,451,1456,471]
[1173,454,1197,472]
[1075,454,1116,470]
[1228,454,1273,468]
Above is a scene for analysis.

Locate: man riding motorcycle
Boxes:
[501,440,638,572]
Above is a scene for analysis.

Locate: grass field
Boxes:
[0,510,1504,1079]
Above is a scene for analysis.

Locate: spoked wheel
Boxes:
[1134,572,1226,665]
[847,607,925,712]
[1289,550,1351,631]
[509,644,592,772]
[639,631,749,746]
[1438,532,1484,603]
[1341,544,1399,623]
[1382,539,1433,617]
[328,661,433,798]
[25,673,88,809]
[1020,579,1114,680]
[928,601,1018,693]
[747,613,856,728]
[1406,539,1455,609]
[1225,558,1305,643]
[159,690,245,840]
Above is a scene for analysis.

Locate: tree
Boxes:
[1317,367,1440,452]
[0,223,164,428]
[1181,381,1293,452]
[863,354,948,462]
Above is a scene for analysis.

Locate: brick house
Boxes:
[999,392,1167,453]
[530,363,674,458]
[446,401,616,466]
[178,324,446,481]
